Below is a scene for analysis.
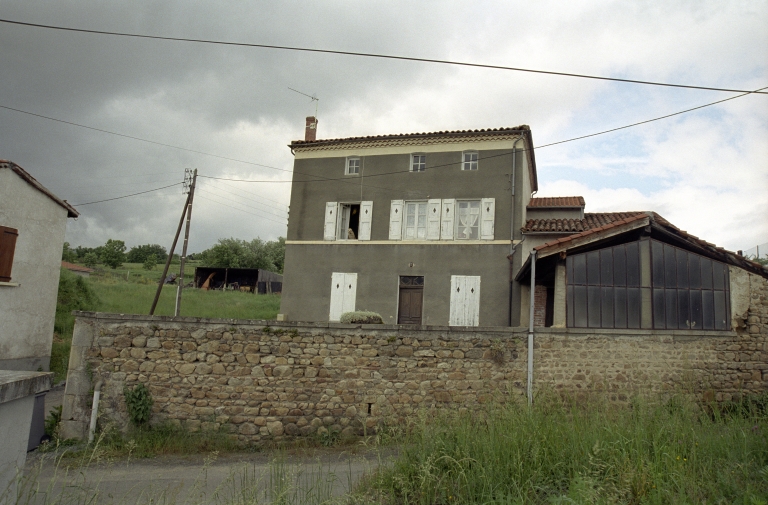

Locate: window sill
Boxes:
[0,281,20,287]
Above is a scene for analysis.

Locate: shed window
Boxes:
[566,238,730,330]
[0,226,19,282]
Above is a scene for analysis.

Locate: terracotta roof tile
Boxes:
[522,212,644,234]
[61,261,94,273]
[527,196,585,208]
[290,125,531,147]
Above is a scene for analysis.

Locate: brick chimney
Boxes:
[305,116,318,142]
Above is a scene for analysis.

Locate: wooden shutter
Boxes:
[343,273,357,314]
[324,202,338,241]
[466,276,481,326]
[441,199,455,240]
[329,272,345,321]
[449,275,465,325]
[427,199,441,240]
[480,198,495,240]
[0,226,19,282]
[358,201,373,240]
[389,200,404,240]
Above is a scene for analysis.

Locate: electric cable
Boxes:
[72,182,183,205]
[195,194,287,224]
[1,18,765,95]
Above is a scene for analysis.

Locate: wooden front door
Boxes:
[398,276,424,324]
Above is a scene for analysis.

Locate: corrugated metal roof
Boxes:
[527,196,585,208]
[1,160,79,218]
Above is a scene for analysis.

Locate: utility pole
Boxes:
[175,168,197,317]
[150,174,192,315]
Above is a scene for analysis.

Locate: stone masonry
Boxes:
[60,272,767,444]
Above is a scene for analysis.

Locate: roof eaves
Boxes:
[1,161,79,218]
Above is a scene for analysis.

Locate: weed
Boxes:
[124,383,153,427]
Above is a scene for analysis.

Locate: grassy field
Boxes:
[50,263,280,382]
[363,394,768,504]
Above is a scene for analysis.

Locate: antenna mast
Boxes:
[288,87,319,116]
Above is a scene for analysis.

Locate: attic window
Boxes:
[0,226,19,283]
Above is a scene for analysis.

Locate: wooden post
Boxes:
[175,169,197,316]
[150,190,190,315]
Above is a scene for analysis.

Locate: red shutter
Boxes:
[0,226,19,282]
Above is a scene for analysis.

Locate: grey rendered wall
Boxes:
[0,170,68,371]
[287,148,521,241]
[280,243,512,326]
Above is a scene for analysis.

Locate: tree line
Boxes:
[62,237,285,273]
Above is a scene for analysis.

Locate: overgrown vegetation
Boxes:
[339,311,384,324]
[124,383,154,427]
[51,268,99,382]
[363,393,768,504]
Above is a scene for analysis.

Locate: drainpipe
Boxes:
[88,380,103,444]
[527,250,536,406]
[509,137,523,255]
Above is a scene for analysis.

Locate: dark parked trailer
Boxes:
[193,267,282,293]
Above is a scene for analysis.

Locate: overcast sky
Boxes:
[1,1,766,255]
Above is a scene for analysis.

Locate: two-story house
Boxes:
[279,118,538,326]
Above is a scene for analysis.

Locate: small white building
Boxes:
[0,160,78,371]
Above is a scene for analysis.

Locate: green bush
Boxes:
[124,383,154,427]
[55,268,99,338]
[339,311,383,324]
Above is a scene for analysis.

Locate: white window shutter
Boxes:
[449,275,464,326]
[324,202,338,241]
[481,198,495,240]
[329,272,345,321]
[343,273,357,314]
[441,199,455,240]
[466,276,481,326]
[358,201,373,240]
[427,199,441,240]
[389,200,404,240]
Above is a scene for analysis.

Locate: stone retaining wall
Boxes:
[60,272,767,444]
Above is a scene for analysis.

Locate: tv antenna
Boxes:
[288,87,319,116]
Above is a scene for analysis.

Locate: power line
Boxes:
[195,193,287,224]
[0,104,284,172]
[72,182,183,206]
[2,18,766,95]
[208,85,768,184]
[196,186,288,219]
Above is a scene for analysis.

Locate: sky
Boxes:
[1,1,766,255]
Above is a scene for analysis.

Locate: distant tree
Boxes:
[83,252,99,268]
[127,244,168,264]
[199,237,285,272]
[264,237,286,273]
[143,253,158,271]
[61,242,77,263]
[100,239,127,269]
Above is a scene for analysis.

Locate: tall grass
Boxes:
[365,394,768,504]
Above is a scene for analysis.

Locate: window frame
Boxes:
[346,157,360,175]
[402,200,428,240]
[454,200,481,240]
[462,151,478,171]
[410,154,426,172]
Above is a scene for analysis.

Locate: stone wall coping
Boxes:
[73,311,739,339]
[0,371,52,404]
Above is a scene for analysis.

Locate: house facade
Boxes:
[279,119,538,326]
[0,161,78,371]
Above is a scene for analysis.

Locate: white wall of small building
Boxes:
[0,169,68,371]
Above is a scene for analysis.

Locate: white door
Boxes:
[449,275,481,326]
[329,272,357,321]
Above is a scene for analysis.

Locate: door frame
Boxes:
[396,274,425,325]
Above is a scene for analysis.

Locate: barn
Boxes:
[193,267,282,294]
